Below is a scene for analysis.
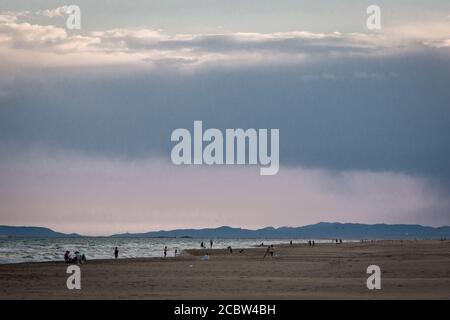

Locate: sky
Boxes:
[0,1,449,235]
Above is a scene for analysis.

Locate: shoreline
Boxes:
[0,239,431,266]
[1,240,450,299]
[0,238,359,266]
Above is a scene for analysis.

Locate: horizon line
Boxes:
[1,221,450,237]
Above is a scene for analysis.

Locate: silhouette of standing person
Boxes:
[269,245,274,258]
[164,246,167,258]
[210,239,213,248]
[114,247,119,259]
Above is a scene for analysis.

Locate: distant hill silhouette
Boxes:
[2,223,449,239]
[111,222,450,239]
[0,225,80,238]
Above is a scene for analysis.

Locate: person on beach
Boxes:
[308,240,311,247]
[114,247,119,259]
[67,252,75,263]
[227,246,233,254]
[263,245,273,258]
[74,251,82,264]
[210,239,213,248]
[200,241,204,249]
[64,250,70,263]
[290,240,292,246]
[264,245,274,258]
[174,248,178,256]
[164,246,167,258]
[312,240,315,247]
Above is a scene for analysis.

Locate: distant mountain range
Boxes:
[111,223,450,239]
[1,222,450,239]
[0,225,80,238]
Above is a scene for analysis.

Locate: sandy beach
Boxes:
[0,240,449,299]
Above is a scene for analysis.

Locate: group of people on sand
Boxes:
[64,250,86,264]
[108,238,345,262]
[72,238,348,263]
[200,240,214,249]
[164,246,181,257]
[113,245,177,260]
[289,240,315,246]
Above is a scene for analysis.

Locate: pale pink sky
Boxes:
[0,149,448,236]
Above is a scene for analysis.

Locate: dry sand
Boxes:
[0,240,449,299]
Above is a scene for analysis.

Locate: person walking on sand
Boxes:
[164,246,167,258]
[114,247,119,259]
[269,245,274,258]
[210,239,213,248]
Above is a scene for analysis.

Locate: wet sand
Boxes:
[0,240,449,299]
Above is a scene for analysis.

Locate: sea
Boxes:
[0,237,338,264]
